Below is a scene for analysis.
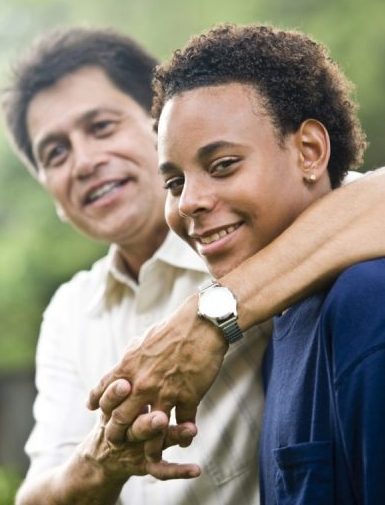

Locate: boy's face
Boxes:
[158,83,321,278]
[27,66,167,248]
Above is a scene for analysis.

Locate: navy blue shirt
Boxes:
[260,259,385,504]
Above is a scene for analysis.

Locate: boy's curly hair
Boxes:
[152,24,367,187]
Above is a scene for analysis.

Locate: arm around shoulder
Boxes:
[221,167,385,329]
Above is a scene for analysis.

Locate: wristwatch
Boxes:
[198,280,243,344]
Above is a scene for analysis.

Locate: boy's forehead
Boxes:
[158,83,266,137]
[162,82,264,122]
[157,82,279,168]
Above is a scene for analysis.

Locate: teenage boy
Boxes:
[151,23,385,503]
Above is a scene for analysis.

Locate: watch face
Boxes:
[199,286,237,319]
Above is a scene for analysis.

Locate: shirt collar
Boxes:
[153,231,208,272]
[86,232,207,315]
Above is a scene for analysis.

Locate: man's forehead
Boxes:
[27,67,145,149]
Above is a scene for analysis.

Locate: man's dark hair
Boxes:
[152,24,367,188]
[2,27,158,174]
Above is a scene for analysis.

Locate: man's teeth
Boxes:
[88,181,121,202]
[200,225,238,244]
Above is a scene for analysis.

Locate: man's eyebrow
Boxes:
[35,107,123,161]
[79,107,123,124]
[196,140,238,162]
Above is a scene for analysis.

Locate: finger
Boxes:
[144,432,166,463]
[164,422,198,449]
[175,403,198,425]
[104,395,150,445]
[126,411,168,443]
[88,369,120,410]
[144,402,172,462]
[147,460,201,481]
[99,379,131,417]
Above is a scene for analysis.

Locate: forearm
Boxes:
[15,452,123,505]
[222,168,385,329]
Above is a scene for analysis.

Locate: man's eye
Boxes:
[91,120,116,136]
[163,176,184,196]
[43,144,68,168]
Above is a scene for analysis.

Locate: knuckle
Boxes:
[154,468,171,481]
[157,389,177,409]
[130,417,149,439]
[110,408,130,427]
[133,378,156,397]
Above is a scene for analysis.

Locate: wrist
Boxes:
[197,280,243,344]
[70,426,127,494]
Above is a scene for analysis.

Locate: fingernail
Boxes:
[151,415,165,430]
[115,380,130,396]
[188,466,201,477]
[182,428,196,439]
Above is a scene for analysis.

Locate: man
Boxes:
[150,23,385,503]
[3,26,385,505]
[4,28,203,505]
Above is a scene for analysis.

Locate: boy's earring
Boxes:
[304,172,317,183]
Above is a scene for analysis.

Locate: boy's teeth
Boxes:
[201,233,219,244]
[200,225,237,244]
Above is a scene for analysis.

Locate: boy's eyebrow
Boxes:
[159,140,238,175]
[159,161,177,175]
[196,140,238,162]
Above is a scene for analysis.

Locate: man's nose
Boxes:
[72,139,105,179]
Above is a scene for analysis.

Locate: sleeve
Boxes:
[24,283,97,480]
[322,258,385,504]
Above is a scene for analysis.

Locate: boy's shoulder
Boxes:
[321,258,385,380]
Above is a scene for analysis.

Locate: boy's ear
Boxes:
[296,119,330,184]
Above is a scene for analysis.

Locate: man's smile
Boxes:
[83,177,133,205]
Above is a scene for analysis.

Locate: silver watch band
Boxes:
[198,279,244,344]
[218,315,243,344]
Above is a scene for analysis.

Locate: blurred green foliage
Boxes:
[0,465,22,504]
[0,0,384,373]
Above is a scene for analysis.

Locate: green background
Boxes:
[0,0,384,499]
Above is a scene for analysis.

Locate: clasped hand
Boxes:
[86,378,201,482]
[87,297,228,468]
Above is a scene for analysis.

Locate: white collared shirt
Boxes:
[25,231,269,504]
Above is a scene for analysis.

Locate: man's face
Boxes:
[158,83,319,278]
[27,66,167,248]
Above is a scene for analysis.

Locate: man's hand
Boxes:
[82,407,200,483]
[88,295,228,450]
[82,378,201,485]
[15,382,199,505]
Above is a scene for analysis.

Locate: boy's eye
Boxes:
[163,176,185,196]
[209,157,239,175]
